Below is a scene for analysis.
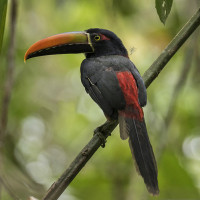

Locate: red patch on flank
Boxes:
[100,34,110,41]
[116,71,143,121]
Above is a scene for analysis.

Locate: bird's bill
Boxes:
[24,32,94,62]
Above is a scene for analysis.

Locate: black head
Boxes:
[85,28,128,58]
[24,28,128,62]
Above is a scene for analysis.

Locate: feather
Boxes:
[118,114,129,140]
[126,117,159,195]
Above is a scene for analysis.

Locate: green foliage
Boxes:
[157,151,200,199]
[0,0,7,54]
[1,0,199,199]
[155,0,173,24]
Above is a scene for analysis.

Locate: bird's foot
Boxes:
[94,131,107,148]
[94,123,109,148]
[94,120,118,148]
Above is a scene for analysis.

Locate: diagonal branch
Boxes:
[156,31,199,159]
[142,7,200,88]
[42,7,200,200]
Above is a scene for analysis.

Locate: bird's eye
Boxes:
[94,35,101,41]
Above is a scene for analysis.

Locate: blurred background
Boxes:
[0,0,200,199]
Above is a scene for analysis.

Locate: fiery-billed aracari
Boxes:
[24,28,159,195]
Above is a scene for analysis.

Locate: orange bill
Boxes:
[24,32,94,62]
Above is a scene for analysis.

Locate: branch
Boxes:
[42,8,200,200]
[0,0,17,199]
[42,120,118,200]
[156,30,199,159]
[0,0,18,141]
[142,7,200,88]
[0,0,8,54]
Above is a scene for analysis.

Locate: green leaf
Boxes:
[155,0,173,24]
[0,0,8,54]
[155,151,200,199]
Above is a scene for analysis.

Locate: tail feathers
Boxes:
[118,114,129,140]
[119,115,159,195]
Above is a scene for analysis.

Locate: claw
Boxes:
[94,120,118,148]
[94,131,107,148]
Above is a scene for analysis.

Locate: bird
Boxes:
[24,28,159,195]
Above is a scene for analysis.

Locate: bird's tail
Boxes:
[119,113,159,195]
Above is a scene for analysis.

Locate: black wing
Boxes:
[81,60,126,119]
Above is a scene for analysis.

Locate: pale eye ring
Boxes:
[94,35,101,41]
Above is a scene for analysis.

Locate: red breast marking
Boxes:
[116,71,143,121]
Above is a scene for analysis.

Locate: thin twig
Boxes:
[142,8,200,88]
[0,176,20,200]
[156,31,199,159]
[42,7,200,200]
[0,0,17,199]
[0,0,17,141]
[0,0,8,54]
